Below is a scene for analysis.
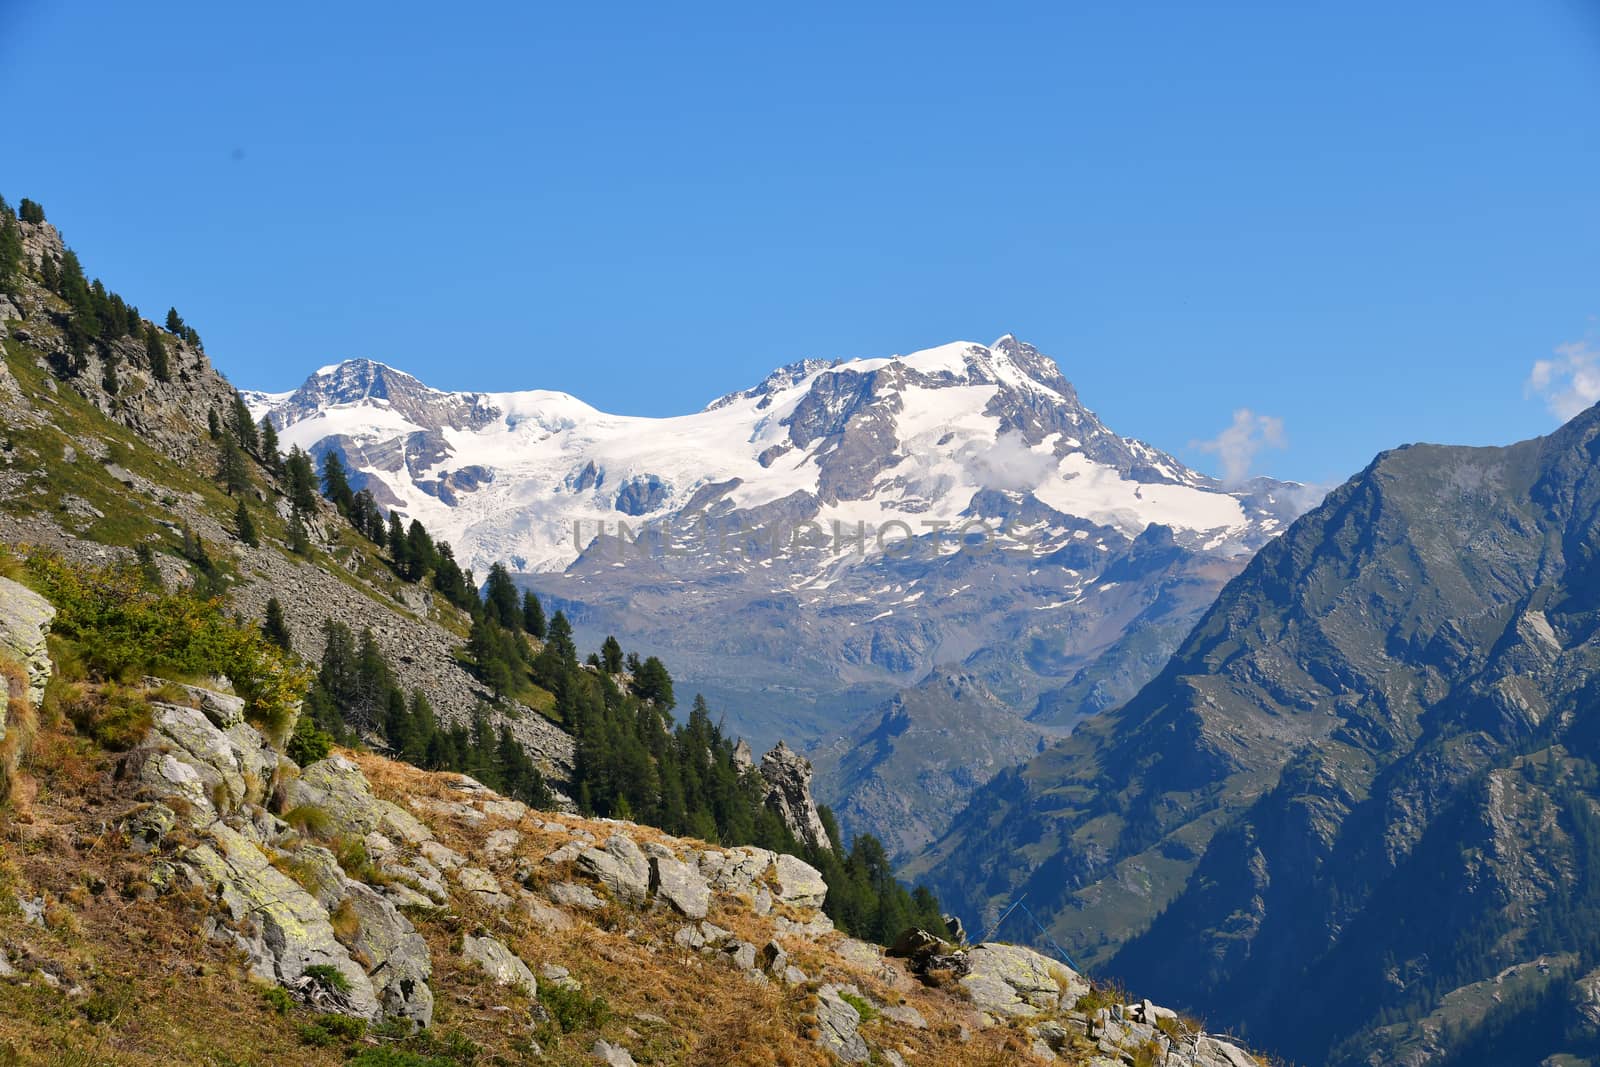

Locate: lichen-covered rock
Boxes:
[137,701,278,821]
[283,754,383,835]
[0,575,54,718]
[649,854,710,919]
[591,1039,638,1066]
[576,834,651,905]
[770,852,827,909]
[462,934,536,995]
[184,823,380,1019]
[815,984,872,1063]
[958,943,1085,1018]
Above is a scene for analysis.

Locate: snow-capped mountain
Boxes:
[247,336,1297,575]
[249,336,1312,847]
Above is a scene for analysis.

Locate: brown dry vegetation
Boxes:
[0,697,1068,1065]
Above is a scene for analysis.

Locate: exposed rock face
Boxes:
[918,403,1600,1066]
[957,943,1087,1018]
[815,984,872,1063]
[758,741,832,853]
[129,685,434,1026]
[0,575,55,722]
[461,934,536,995]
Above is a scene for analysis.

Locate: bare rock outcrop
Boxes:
[759,740,832,853]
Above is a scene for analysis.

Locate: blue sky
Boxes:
[3,1,1597,486]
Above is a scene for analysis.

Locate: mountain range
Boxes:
[246,344,1312,853]
[910,404,1600,1065]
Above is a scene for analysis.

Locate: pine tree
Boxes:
[321,450,354,513]
[601,635,624,674]
[0,203,22,295]
[405,519,436,580]
[288,509,311,555]
[207,408,221,440]
[485,563,521,628]
[234,497,258,547]
[388,512,410,575]
[284,447,318,512]
[231,393,259,452]
[18,198,45,224]
[144,325,170,382]
[165,307,184,334]
[38,253,58,291]
[262,597,292,652]
[258,417,281,474]
[523,590,547,638]
[547,611,577,666]
[217,435,250,496]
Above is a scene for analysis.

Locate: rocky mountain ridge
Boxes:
[245,342,1312,849]
[913,405,1600,1065]
[0,571,1267,1066]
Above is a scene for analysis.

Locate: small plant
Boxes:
[260,984,294,1015]
[537,982,610,1034]
[839,989,879,1023]
[283,803,334,838]
[303,963,353,994]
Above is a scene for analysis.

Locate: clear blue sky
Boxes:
[4,1,1598,486]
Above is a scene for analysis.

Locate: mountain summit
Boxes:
[250,338,1312,850]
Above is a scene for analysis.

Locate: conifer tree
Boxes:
[320,451,353,513]
[144,325,170,382]
[485,563,521,627]
[547,610,578,668]
[388,512,410,574]
[165,307,184,334]
[234,497,258,547]
[262,597,292,652]
[601,635,624,674]
[207,408,221,440]
[284,447,319,513]
[218,435,250,496]
[288,509,311,555]
[522,590,547,638]
[231,393,259,452]
[258,417,281,474]
[38,253,58,292]
[18,198,45,224]
[405,519,436,580]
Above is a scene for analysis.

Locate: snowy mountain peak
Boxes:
[247,337,1306,574]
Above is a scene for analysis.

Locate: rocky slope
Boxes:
[246,344,1309,848]
[912,404,1600,1065]
[0,580,1266,1066]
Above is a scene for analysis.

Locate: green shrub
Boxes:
[302,963,352,994]
[24,553,309,731]
[260,985,294,1016]
[537,982,609,1033]
[286,712,333,765]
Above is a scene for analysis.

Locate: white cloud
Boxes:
[1192,409,1287,486]
[1526,339,1600,422]
[963,431,1058,492]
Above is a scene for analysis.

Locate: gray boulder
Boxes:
[0,575,54,718]
[185,823,380,1019]
[649,854,710,919]
[759,741,833,853]
[770,852,828,909]
[283,755,384,835]
[591,1039,638,1066]
[576,834,651,904]
[814,984,871,1063]
[462,934,536,995]
[958,942,1085,1018]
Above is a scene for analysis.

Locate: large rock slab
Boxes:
[815,984,871,1063]
[576,834,651,905]
[283,754,384,835]
[770,853,828,909]
[958,942,1085,1018]
[462,934,536,995]
[138,701,278,821]
[649,855,710,919]
[0,575,54,725]
[184,823,380,1019]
